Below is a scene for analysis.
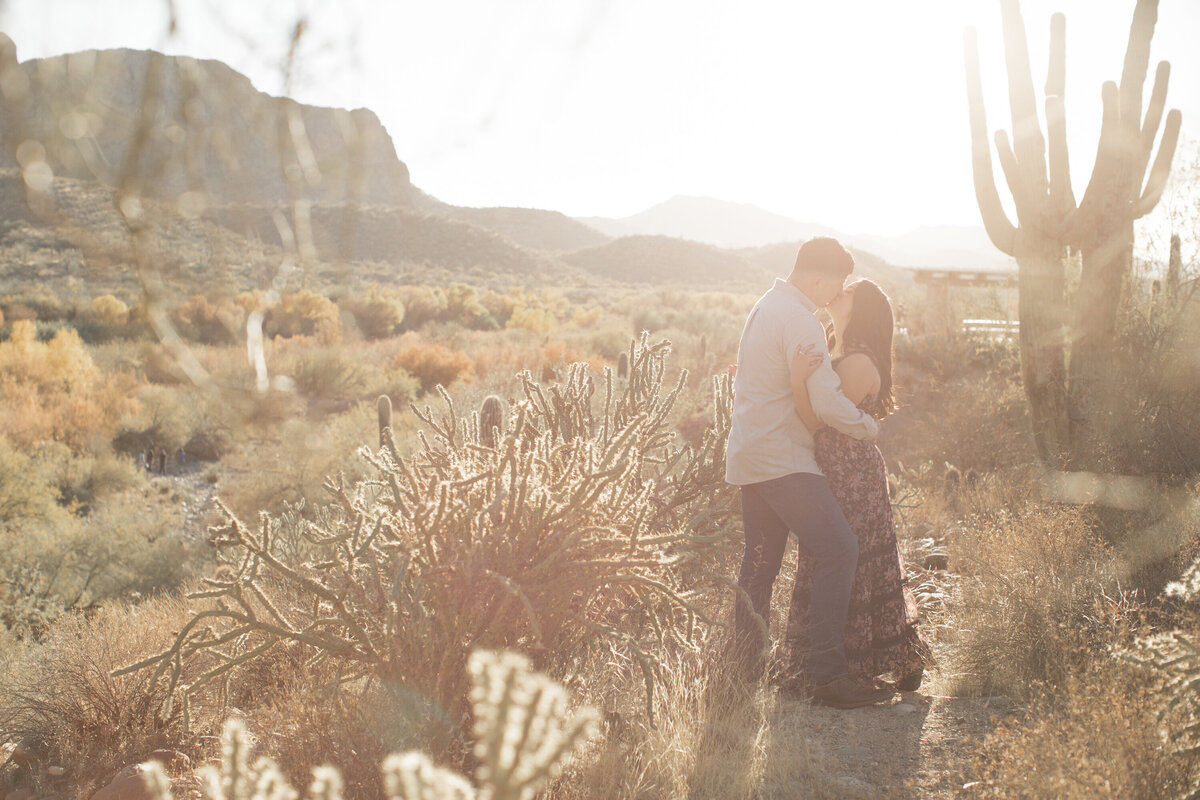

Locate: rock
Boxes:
[146,750,190,773]
[894,703,919,714]
[9,742,36,768]
[5,790,35,800]
[922,552,950,571]
[45,767,66,777]
[88,770,156,800]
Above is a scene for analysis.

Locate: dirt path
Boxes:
[761,667,1013,799]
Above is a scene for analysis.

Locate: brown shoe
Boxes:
[895,667,924,692]
[811,675,894,709]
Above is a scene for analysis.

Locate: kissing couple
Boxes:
[725,236,929,709]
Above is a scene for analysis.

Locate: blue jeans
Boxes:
[735,472,858,684]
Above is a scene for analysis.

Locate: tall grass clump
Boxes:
[943,498,1121,699]
[117,336,738,765]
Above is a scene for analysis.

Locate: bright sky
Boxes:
[2,0,1198,237]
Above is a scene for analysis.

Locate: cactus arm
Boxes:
[999,0,1049,196]
[1136,61,1170,182]
[1044,14,1075,221]
[964,28,1018,256]
[993,130,1029,216]
[1118,0,1158,132]
[1066,81,1120,240]
[1135,107,1181,218]
[1045,95,1075,222]
[1045,13,1066,97]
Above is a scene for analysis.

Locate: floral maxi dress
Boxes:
[782,410,929,687]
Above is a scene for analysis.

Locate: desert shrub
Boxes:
[446,282,498,330]
[114,385,193,456]
[943,500,1122,699]
[288,349,369,405]
[0,489,197,640]
[124,338,738,761]
[174,294,243,345]
[391,340,475,393]
[0,436,61,527]
[968,661,1193,798]
[47,447,145,512]
[0,597,224,798]
[395,284,448,330]
[506,304,557,334]
[344,289,405,340]
[0,320,136,449]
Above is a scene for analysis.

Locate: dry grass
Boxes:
[968,659,1193,798]
[554,641,843,800]
[941,490,1124,699]
[0,594,223,797]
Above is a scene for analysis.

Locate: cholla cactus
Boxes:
[382,752,476,800]
[118,335,737,730]
[616,351,629,379]
[181,650,596,800]
[469,650,599,800]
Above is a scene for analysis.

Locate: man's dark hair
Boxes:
[793,236,854,276]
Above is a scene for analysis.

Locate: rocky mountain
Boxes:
[0,35,414,207]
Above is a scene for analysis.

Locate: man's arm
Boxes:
[784,314,878,441]
[807,359,878,440]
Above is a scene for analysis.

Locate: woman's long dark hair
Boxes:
[830,279,895,418]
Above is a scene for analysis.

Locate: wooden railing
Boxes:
[962,318,1019,338]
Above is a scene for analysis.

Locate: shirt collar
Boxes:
[773,277,818,313]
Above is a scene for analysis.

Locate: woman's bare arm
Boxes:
[833,352,882,407]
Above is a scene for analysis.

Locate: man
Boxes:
[725,236,891,709]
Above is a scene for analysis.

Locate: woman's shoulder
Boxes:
[833,350,882,397]
[834,350,880,377]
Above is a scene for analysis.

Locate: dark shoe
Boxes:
[895,667,924,692]
[811,675,894,709]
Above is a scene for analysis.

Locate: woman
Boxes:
[782,278,929,692]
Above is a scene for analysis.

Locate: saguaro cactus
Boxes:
[478,394,505,447]
[964,0,1181,469]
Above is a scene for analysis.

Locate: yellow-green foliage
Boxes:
[0,319,136,449]
[119,337,737,734]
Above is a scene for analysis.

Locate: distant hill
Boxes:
[579,196,1013,270]
[423,201,611,253]
[0,36,415,207]
[581,196,839,249]
[563,235,773,289]
[207,204,580,282]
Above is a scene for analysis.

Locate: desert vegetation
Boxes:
[2,1,1200,798]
